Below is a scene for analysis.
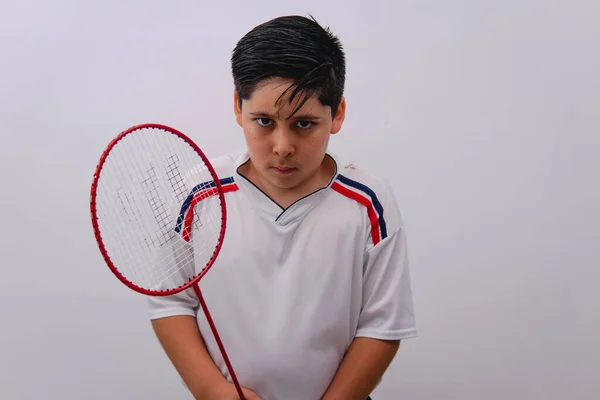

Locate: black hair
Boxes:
[231,15,346,118]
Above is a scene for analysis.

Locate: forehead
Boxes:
[244,77,329,118]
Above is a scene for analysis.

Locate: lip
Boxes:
[272,166,296,174]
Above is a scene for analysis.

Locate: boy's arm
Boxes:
[147,236,226,398]
[322,182,418,399]
[152,315,263,400]
[321,337,400,400]
[151,315,229,398]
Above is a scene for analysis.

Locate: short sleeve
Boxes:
[146,168,205,320]
[146,234,200,320]
[355,183,417,340]
[146,155,237,321]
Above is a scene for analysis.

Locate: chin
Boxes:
[270,178,301,190]
[266,173,303,189]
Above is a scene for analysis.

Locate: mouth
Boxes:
[272,166,297,175]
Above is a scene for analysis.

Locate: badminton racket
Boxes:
[89,123,245,399]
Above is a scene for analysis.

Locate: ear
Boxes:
[233,91,243,127]
[330,96,346,135]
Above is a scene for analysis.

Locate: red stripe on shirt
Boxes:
[331,181,381,245]
[182,183,239,242]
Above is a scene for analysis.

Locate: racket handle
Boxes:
[193,283,246,400]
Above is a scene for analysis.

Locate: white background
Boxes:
[1,0,599,399]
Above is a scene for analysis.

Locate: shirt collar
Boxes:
[232,150,340,224]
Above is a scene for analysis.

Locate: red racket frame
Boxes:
[90,123,227,296]
[90,123,246,399]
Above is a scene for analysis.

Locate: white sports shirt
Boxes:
[148,149,417,400]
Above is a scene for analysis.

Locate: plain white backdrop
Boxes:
[1,0,599,399]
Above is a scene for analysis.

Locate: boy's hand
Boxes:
[203,381,262,400]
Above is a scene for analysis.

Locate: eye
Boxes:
[296,120,314,129]
[256,118,272,127]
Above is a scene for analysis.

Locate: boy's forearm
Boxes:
[151,315,226,399]
[321,337,400,400]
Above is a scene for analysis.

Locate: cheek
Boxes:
[298,131,330,165]
[243,127,270,156]
[309,127,331,150]
[242,122,262,144]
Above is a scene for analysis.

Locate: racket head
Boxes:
[90,123,227,296]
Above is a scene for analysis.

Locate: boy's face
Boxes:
[234,77,345,197]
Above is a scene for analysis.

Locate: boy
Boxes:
[148,15,417,400]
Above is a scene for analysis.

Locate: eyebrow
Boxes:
[248,111,322,121]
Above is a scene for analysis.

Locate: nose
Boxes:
[272,127,295,158]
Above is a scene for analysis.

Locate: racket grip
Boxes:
[193,283,246,400]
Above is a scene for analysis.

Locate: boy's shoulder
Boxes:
[336,158,387,190]
[334,155,394,201]
[206,149,245,179]
[332,154,404,235]
[179,150,242,196]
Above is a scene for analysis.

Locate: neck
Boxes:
[241,155,336,209]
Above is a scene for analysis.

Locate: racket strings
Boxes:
[94,126,224,292]
[99,174,217,290]
[136,192,221,288]
[99,139,175,282]
[104,132,214,288]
